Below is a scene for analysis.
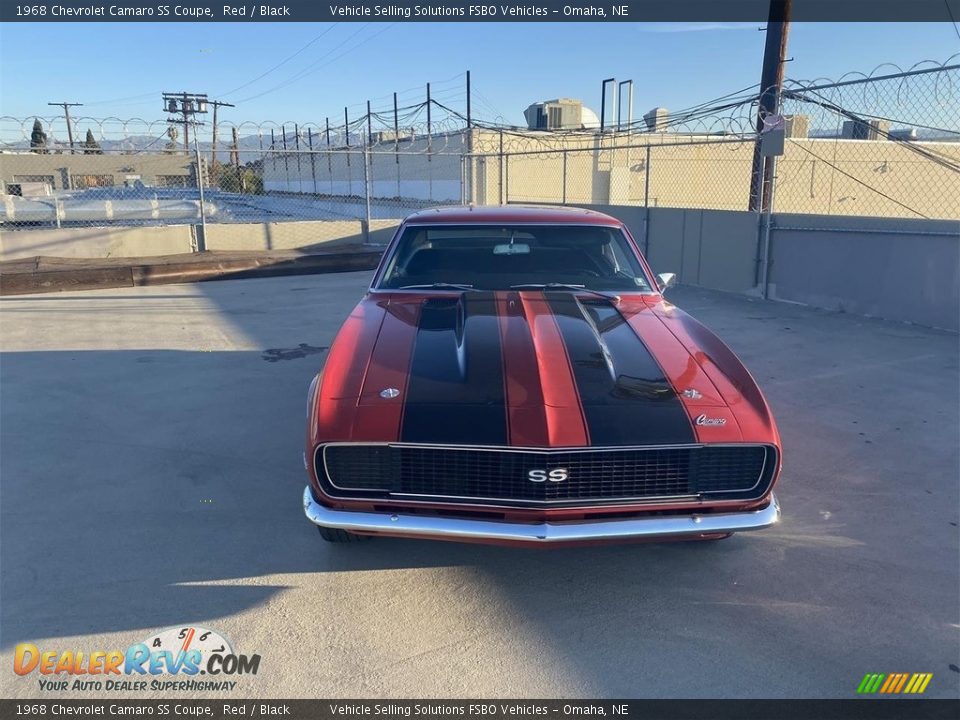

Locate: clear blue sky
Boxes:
[1,22,957,126]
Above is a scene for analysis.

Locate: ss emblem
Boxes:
[527,468,569,483]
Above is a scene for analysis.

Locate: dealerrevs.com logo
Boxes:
[14,626,260,693]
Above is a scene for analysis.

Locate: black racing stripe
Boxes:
[545,293,695,446]
[400,292,508,445]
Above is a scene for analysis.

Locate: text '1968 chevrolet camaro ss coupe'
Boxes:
[303,205,781,545]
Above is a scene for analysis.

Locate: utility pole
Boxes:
[367,99,374,167]
[393,92,400,163]
[48,101,82,153]
[162,92,208,152]
[325,117,332,175]
[231,126,244,192]
[307,127,317,194]
[748,0,792,212]
[208,99,234,178]
[344,107,351,168]
[366,100,373,145]
[465,70,473,201]
[426,82,432,162]
[393,92,401,197]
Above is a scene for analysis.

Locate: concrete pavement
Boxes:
[1,274,957,699]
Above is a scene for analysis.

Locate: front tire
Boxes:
[317,525,371,543]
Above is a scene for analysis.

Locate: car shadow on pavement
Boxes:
[0,343,740,651]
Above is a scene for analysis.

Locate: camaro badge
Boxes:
[527,469,569,483]
[682,388,703,399]
[695,414,726,427]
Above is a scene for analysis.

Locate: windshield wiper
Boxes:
[397,283,476,291]
[509,283,618,300]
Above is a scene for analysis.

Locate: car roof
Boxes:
[402,205,626,227]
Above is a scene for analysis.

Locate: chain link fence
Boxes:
[777,62,960,220]
[0,144,470,259]
[0,103,471,259]
[462,60,959,219]
[2,59,957,263]
[467,136,759,211]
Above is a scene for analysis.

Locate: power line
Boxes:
[219,24,340,97]
[83,91,160,107]
[235,23,397,104]
[126,128,173,153]
[471,88,506,121]
[347,72,466,112]
[788,138,929,218]
[235,23,374,102]
[783,87,960,173]
[945,0,960,40]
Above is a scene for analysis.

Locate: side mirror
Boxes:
[658,272,677,292]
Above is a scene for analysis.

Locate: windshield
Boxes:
[376,224,652,292]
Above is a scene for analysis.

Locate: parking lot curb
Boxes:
[0,247,384,296]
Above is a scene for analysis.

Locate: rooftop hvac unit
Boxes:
[888,128,918,141]
[784,115,809,138]
[524,99,586,130]
[643,107,669,132]
[842,119,890,140]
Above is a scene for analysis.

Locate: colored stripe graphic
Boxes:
[857,673,932,694]
[508,291,591,446]
[905,673,933,694]
[495,291,580,447]
[544,294,695,446]
[893,673,909,693]
[400,294,508,446]
[856,674,874,694]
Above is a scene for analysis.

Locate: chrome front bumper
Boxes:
[302,487,780,544]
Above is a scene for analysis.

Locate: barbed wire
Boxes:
[0,101,472,154]
[7,57,955,152]
[3,58,957,222]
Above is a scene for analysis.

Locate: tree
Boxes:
[82,128,102,155]
[165,125,179,153]
[216,162,263,195]
[30,119,48,153]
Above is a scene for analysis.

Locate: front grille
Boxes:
[319,444,773,506]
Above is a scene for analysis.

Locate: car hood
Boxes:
[314,291,777,448]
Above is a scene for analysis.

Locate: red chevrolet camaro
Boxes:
[303,206,782,545]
